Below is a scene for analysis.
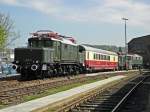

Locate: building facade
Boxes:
[128,35,150,68]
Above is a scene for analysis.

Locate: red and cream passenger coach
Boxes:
[79,45,118,71]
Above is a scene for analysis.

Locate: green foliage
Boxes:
[0,25,7,48]
[0,13,14,49]
[23,78,102,102]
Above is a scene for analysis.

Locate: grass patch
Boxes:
[0,104,8,109]
[23,77,103,102]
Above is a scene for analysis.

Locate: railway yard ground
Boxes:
[0,70,147,112]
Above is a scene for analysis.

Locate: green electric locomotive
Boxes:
[118,53,143,70]
[13,30,83,80]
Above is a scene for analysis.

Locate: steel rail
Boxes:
[56,73,140,112]
[111,76,148,112]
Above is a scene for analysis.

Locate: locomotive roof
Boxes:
[51,37,78,46]
[30,30,78,46]
[80,45,117,55]
[118,53,142,58]
[29,36,78,46]
[129,54,143,58]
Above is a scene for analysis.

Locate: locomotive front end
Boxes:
[13,47,54,80]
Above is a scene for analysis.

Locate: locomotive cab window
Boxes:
[29,39,53,48]
[44,40,53,47]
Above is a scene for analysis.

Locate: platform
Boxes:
[0,73,20,78]
[85,70,138,76]
[0,75,126,112]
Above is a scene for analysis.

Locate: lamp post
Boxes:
[122,17,128,70]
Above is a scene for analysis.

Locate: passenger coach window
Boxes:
[102,55,103,60]
[99,54,100,60]
[96,54,98,60]
[104,55,106,60]
[93,53,96,60]
[113,57,115,61]
[108,56,110,60]
[100,55,102,60]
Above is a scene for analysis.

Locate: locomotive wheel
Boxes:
[73,66,79,75]
[53,69,58,76]
[47,69,53,77]
[75,69,79,75]
[40,70,48,79]
[58,65,63,76]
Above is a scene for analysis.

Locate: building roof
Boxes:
[129,35,150,44]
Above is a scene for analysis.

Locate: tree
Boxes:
[0,26,6,48]
[0,13,13,49]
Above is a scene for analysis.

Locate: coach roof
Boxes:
[80,45,117,55]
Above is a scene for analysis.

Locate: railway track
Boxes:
[0,71,137,90]
[113,73,150,112]
[66,74,148,112]
[0,72,126,105]
[0,75,85,105]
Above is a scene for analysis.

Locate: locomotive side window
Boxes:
[38,41,43,47]
[64,44,68,49]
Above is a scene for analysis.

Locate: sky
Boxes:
[0,0,150,48]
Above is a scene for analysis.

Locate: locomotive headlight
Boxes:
[35,60,39,63]
[16,60,19,64]
[31,64,38,71]
[12,64,18,70]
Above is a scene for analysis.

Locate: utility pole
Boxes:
[122,17,128,70]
